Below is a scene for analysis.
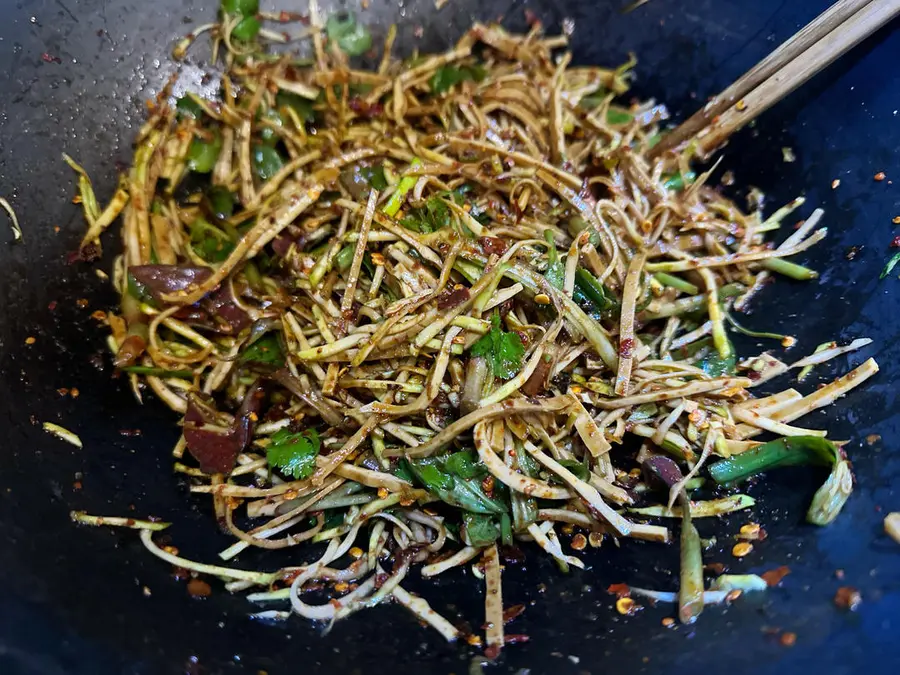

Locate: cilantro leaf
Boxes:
[400,195,452,233]
[406,457,506,515]
[429,64,487,94]
[462,512,500,547]
[266,428,320,479]
[240,334,285,367]
[606,108,634,125]
[359,164,388,190]
[470,312,525,380]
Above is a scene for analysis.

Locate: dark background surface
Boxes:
[1,0,899,673]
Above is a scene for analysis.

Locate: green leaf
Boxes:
[240,334,285,367]
[359,164,388,190]
[221,0,258,17]
[573,268,619,317]
[558,459,590,482]
[276,91,316,122]
[443,450,484,480]
[231,15,260,42]
[206,186,235,220]
[463,512,500,547]
[470,312,525,380]
[579,87,609,110]
[695,339,736,377]
[190,218,234,263]
[663,171,697,192]
[267,428,320,479]
[392,460,415,484]
[251,145,285,182]
[257,107,284,145]
[175,96,204,120]
[407,457,505,515]
[880,251,900,280]
[429,64,486,94]
[606,107,634,125]
[400,195,452,234]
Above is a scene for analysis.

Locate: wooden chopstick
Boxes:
[649,0,900,158]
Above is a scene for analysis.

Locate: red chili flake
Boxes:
[780,632,797,647]
[478,236,508,256]
[348,97,384,118]
[761,566,791,587]
[891,236,900,248]
[41,52,62,64]
[606,583,631,598]
[874,172,886,181]
[834,586,862,611]
[619,338,635,358]
[437,285,470,310]
[502,604,526,624]
[186,578,212,598]
[47,300,58,311]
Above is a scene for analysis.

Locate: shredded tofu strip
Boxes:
[483,544,504,656]
[614,251,647,394]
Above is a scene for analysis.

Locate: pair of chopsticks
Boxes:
[650,0,900,159]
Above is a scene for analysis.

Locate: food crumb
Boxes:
[143,585,152,597]
[77,298,89,308]
[780,632,797,647]
[588,532,603,548]
[866,433,882,446]
[187,578,212,598]
[833,586,861,611]
[835,568,845,580]
[894,216,900,225]
[615,597,641,615]
[874,172,886,181]
[781,147,796,163]
[571,533,587,551]
[831,179,841,189]
[25,336,36,345]
[732,542,753,557]
[661,617,675,628]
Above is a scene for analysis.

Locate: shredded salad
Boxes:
[67,0,877,655]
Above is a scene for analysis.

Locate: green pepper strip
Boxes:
[653,272,698,295]
[382,158,422,217]
[763,257,819,280]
